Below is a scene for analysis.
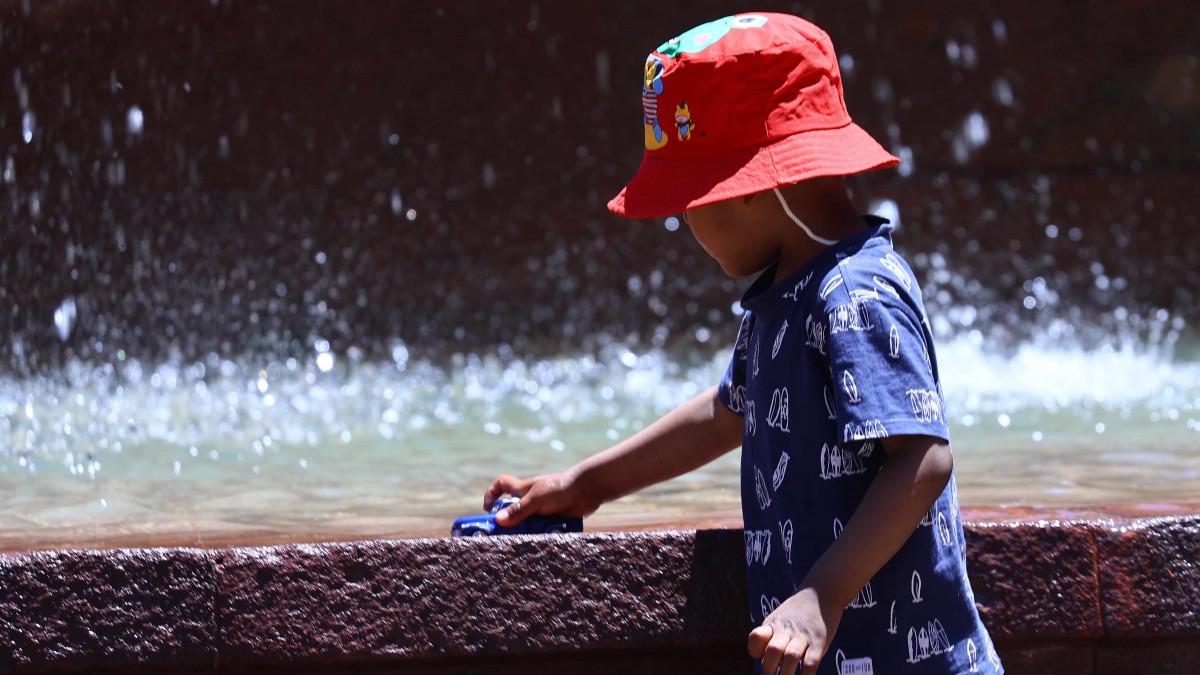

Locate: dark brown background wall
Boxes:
[3,0,1198,372]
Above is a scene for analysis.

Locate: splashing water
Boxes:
[2,331,1197,547]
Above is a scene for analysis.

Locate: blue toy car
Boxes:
[451,496,583,537]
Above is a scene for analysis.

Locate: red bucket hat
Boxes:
[608,13,899,219]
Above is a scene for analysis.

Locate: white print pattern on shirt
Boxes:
[906,619,952,664]
[872,275,901,299]
[889,325,901,358]
[850,284,880,299]
[766,388,790,432]
[967,638,979,672]
[919,506,935,527]
[879,253,912,291]
[819,273,846,300]
[728,384,746,414]
[752,340,760,377]
[845,419,887,442]
[760,594,781,618]
[835,650,874,675]
[937,511,953,547]
[888,601,898,634]
[779,519,793,565]
[911,570,924,603]
[951,479,961,523]
[907,389,944,423]
[771,451,790,490]
[858,440,877,458]
[820,443,868,480]
[736,321,751,352]
[771,320,788,359]
[823,385,837,419]
[754,465,770,510]
[746,400,757,436]
[829,298,873,334]
[782,271,815,301]
[848,581,877,609]
[842,370,860,403]
[833,517,844,539]
[744,529,772,566]
[805,314,828,355]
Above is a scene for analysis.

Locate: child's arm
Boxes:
[748,434,953,675]
[484,385,742,527]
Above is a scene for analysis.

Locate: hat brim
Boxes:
[607,122,900,219]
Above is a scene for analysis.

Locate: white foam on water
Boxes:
[939,335,1200,412]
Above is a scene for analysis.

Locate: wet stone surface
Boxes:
[215,531,748,666]
[965,520,1103,641]
[1098,515,1200,638]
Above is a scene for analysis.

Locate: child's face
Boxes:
[682,196,783,278]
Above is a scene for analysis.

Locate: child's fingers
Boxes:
[746,625,773,658]
[799,650,823,675]
[778,637,808,675]
[760,630,794,675]
[483,474,527,509]
[495,494,533,527]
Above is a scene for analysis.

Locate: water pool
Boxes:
[3,334,1197,551]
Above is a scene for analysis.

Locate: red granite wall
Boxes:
[1,513,1198,674]
[3,0,1198,369]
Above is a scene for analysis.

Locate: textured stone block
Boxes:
[0,548,217,673]
[965,520,1103,641]
[1098,516,1200,638]
[215,531,747,668]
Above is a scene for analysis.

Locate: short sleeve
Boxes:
[826,287,949,444]
[717,312,754,415]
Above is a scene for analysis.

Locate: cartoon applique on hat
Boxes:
[643,15,773,151]
[642,56,667,150]
[675,102,694,141]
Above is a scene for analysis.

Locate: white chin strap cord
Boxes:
[773,187,839,246]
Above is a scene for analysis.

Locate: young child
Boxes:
[485,13,1002,675]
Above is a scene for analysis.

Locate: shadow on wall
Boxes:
[2,0,1199,372]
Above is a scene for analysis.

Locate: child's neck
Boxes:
[771,223,863,285]
[770,183,866,285]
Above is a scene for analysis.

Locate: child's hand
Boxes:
[747,587,843,675]
[483,471,599,528]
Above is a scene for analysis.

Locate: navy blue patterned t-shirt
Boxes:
[719,218,1003,675]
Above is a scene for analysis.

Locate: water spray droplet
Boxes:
[54,297,77,341]
[21,111,35,143]
[127,105,144,135]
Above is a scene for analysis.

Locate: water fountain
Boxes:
[1,1,1198,672]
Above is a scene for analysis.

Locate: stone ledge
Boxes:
[1,514,1198,673]
[1098,516,1200,638]
[0,547,217,673]
[965,520,1103,641]
[216,530,748,666]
